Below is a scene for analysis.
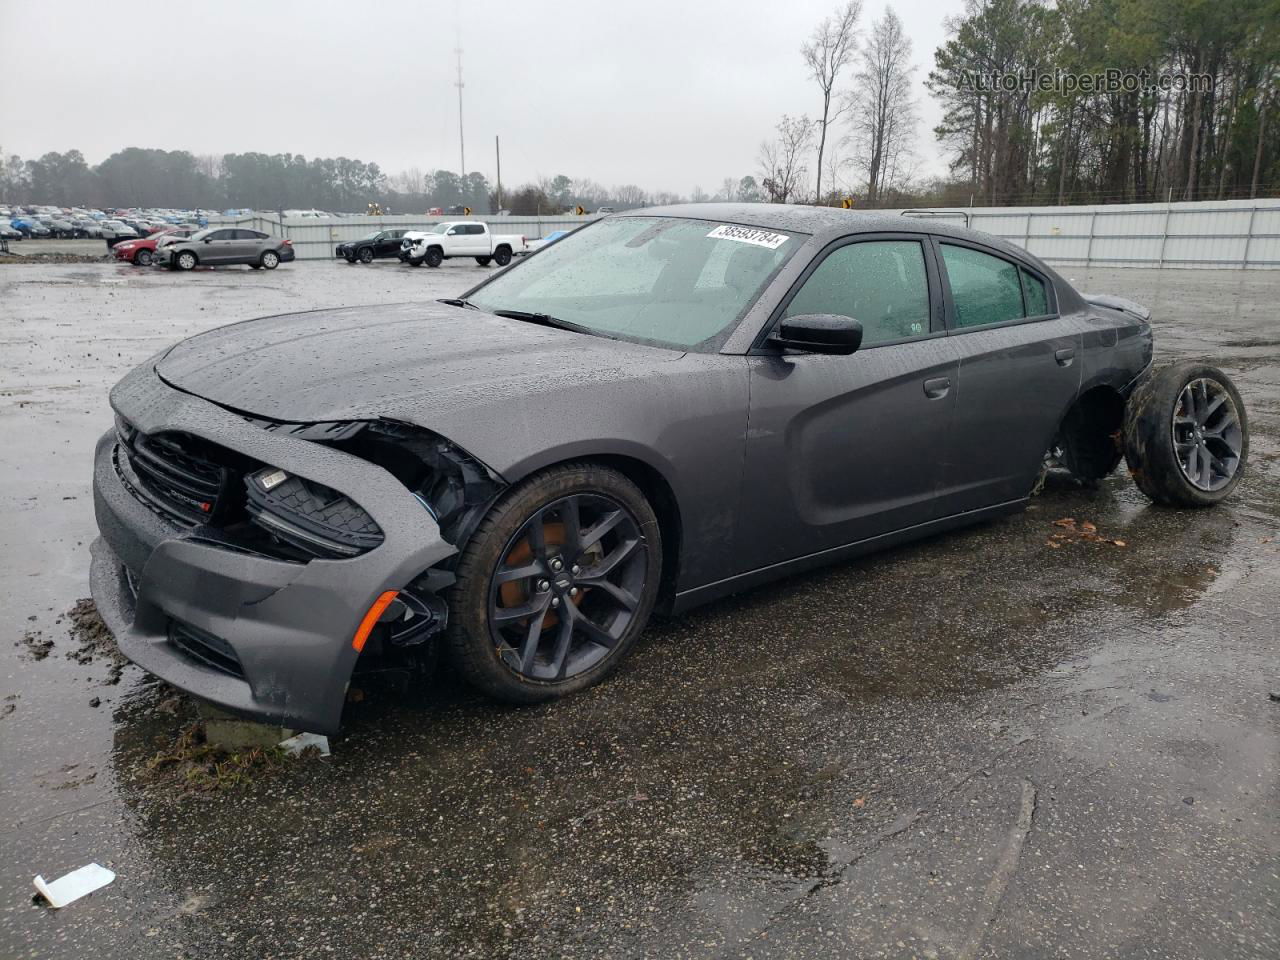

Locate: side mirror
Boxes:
[202,236,213,243]
[768,314,863,355]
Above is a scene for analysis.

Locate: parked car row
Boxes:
[0,203,211,243]
[335,221,539,268]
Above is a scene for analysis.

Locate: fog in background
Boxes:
[0,0,955,194]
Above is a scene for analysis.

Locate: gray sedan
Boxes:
[89,204,1246,733]
[160,227,296,270]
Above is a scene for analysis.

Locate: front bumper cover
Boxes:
[91,363,457,733]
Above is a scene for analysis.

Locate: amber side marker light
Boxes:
[352,590,399,652]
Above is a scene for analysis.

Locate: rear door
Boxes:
[932,239,1081,513]
[735,234,960,572]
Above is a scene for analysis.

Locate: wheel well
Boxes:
[495,243,511,254]
[1056,385,1126,479]
[576,454,682,611]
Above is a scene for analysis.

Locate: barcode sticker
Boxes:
[706,225,789,249]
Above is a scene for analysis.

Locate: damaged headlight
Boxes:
[244,467,384,559]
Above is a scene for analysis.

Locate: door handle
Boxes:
[923,376,951,399]
[1055,347,1075,366]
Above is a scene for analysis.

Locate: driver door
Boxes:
[734,235,960,573]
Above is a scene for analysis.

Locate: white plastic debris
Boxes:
[279,732,331,757]
[33,863,115,908]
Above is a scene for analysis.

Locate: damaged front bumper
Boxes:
[90,364,457,734]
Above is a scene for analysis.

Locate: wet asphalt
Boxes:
[0,258,1277,959]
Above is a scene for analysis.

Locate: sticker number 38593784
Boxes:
[705,225,789,250]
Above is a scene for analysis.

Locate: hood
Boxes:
[155,301,683,430]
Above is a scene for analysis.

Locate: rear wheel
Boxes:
[446,463,661,702]
[261,250,280,270]
[1124,362,1248,507]
[475,255,492,266]
[176,251,197,271]
[425,246,444,268]
[493,245,512,267]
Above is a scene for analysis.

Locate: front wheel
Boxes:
[359,247,374,264]
[261,250,280,269]
[425,247,444,268]
[134,249,153,266]
[1124,361,1248,507]
[446,463,662,702]
[493,245,512,266]
[176,251,197,271]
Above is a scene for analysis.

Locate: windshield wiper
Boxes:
[490,309,593,335]
[437,297,480,310]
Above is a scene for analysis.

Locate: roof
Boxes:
[622,202,1037,266]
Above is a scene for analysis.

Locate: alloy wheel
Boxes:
[1172,377,1242,491]
[487,493,647,681]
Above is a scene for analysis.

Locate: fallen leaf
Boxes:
[1053,517,1076,528]
[853,796,866,807]
[1081,521,1097,533]
[1112,540,1127,547]
[1046,540,1062,548]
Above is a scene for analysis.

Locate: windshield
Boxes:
[430,223,452,234]
[468,217,801,351]
[188,227,213,241]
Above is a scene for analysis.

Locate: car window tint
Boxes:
[1021,267,1049,316]
[940,244,1024,328]
[783,240,931,345]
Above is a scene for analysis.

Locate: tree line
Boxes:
[762,0,1278,207]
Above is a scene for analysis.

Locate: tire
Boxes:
[446,462,662,703]
[359,247,374,264]
[261,250,280,270]
[134,249,153,267]
[344,254,356,264]
[425,246,444,268]
[475,256,492,267]
[493,245,512,267]
[408,256,424,267]
[1123,361,1248,507]
[176,251,197,271]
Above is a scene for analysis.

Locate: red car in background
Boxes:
[111,225,198,266]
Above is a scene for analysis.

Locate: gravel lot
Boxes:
[1,258,1277,959]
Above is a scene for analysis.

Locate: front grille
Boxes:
[168,619,245,679]
[119,428,232,526]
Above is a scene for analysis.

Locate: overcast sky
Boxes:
[0,0,961,196]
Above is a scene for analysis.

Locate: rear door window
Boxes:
[939,244,1025,328]
[1021,267,1050,316]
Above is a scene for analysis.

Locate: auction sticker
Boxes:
[706,224,789,249]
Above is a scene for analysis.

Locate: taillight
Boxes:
[283,239,293,246]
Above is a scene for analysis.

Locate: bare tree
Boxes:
[802,0,862,202]
[849,8,916,205]
[759,115,815,203]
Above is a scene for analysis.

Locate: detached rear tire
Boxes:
[446,463,662,703]
[475,255,492,266]
[1124,361,1248,507]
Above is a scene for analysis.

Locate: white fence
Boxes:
[896,198,1280,269]
[207,213,600,261]
[212,199,1280,268]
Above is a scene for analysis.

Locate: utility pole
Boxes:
[454,47,466,176]
[495,135,503,211]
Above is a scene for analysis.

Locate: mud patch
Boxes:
[16,629,54,661]
[63,597,128,684]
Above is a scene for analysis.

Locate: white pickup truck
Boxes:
[401,221,528,268]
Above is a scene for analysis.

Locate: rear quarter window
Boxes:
[940,244,1024,328]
